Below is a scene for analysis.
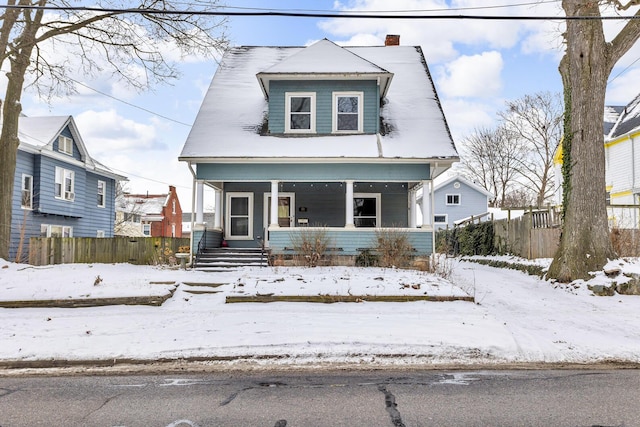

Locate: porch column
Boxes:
[409,189,417,228]
[214,188,222,229]
[421,180,432,227]
[196,180,204,224]
[345,180,355,228]
[270,180,280,228]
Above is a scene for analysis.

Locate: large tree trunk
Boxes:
[547,0,616,281]
[0,37,33,260]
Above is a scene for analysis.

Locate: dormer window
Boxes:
[285,92,315,133]
[333,92,363,133]
[58,136,73,155]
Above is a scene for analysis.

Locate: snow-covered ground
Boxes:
[1,256,640,369]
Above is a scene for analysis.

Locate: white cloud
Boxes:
[321,0,563,63]
[74,109,163,154]
[441,98,498,142]
[438,51,503,98]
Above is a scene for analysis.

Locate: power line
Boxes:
[1,3,637,21]
[70,80,192,127]
[219,0,561,14]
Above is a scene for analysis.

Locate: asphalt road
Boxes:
[0,369,638,426]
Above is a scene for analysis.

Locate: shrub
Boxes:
[355,248,379,267]
[375,228,414,268]
[438,222,495,256]
[290,227,333,267]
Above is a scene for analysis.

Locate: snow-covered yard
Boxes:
[1,256,640,369]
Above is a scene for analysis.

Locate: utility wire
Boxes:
[0,3,635,20]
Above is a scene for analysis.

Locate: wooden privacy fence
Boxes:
[493,208,561,259]
[28,236,190,266]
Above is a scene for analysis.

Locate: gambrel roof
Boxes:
[180,40,458,162]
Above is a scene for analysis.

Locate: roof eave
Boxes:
[256,71,394,98]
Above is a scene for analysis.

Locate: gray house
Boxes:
[10,115,125,261]
[430,175,494,229]
[179,37,458,257]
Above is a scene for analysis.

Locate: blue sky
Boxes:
[11,1,640,211]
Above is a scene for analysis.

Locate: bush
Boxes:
[290,227,333,267]
[436,222,495,256]
[375,228,414,268]
[355,249,379,267]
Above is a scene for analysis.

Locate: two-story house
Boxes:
[554,94,640,228]
[10,115,125,261]
[179,37,458,259]
[431,175,494,229]
[115,185,183,237]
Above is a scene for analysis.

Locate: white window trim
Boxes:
[54,167,75,201]
[97,180,106,208]
[225,192,254,240]
[353,192,381,228]
[96,230,105,238]
[142,223,151,236]
[332,91,364,134]
[434,214,448,224]
[21,173,33,210]
[285,92,316,134]
[41,224,73,238]
[446,194,461,206]
[58,136,73,155]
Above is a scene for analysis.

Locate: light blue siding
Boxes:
[268,228,433,255]
[434,179,490,228]
[268,80,379,134]
[197,163,430,181]
[218,182,409,248]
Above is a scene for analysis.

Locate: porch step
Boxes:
[194,248,269,270]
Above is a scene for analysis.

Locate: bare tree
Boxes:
[0,1,227,259]
[548,0,640,282]
[459,125,526,207]
[499,91,563,207]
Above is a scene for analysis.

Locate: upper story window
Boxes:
[333,92,363,133]
[21,174,33,209]
[58,136,73,155]
[285,92,316,133]
[446,194,460,205]
[97,180,106,207]
[172,199,176,214]
[54,167,75,201]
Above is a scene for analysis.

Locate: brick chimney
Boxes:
[385,34,400,46]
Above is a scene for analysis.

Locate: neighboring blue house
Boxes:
[10,115,126,261]
[179,36,459,258]
[429,175,494,230]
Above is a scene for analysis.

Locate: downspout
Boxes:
[632,137,637,228]
[187,162,197,259]
[431,162,438,258]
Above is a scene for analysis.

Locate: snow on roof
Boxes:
[18,116,71,148]
[604,105,624,137]
[180,43,458,162]
[260,39,389,75]
[434,174,494,198]
[15,115,127,181]
[118,193,168,215]
[608,94,640,139]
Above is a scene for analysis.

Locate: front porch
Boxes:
[268,226,433,256]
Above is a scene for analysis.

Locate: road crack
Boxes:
[378,384,406,427]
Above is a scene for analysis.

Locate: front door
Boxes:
[263,193,295,246]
